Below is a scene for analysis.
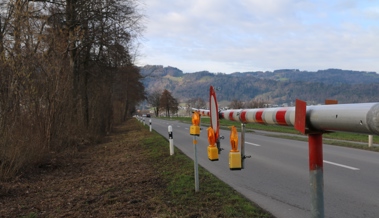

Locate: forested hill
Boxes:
[140,65,379,105]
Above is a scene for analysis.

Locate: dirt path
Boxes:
[0,119,165,218]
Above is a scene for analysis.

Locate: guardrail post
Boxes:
[168,125,174,155]
[149,119,152,132]
[368,135,373,147]
[309,133,324,218]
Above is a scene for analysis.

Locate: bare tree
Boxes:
[160,89,179,117]
[194,98,206,109]
[186,97,206,115]
[244,99,267,108]
[0,0,145,180]
[185,99,193,116]
[229,99,244,109]
[170,98,179,117]
[147,91,162,117]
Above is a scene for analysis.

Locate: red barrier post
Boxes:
[309,133,324,218]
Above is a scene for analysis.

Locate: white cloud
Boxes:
[138,0,379,73]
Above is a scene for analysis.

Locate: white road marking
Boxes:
[245,142,261,146]
[177,126,181,128]
[323,160,360,170]
[185,128,189,130]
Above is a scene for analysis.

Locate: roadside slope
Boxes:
[0,119,273,218]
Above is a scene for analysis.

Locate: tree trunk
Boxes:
[13,0,23,56]
[66,0,87,128]
[0,20,4,57]
[80,20,91,128]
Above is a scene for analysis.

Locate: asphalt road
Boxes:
[143,117,379,218]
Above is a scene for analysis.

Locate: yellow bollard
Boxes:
[207,127,219,161]
[229,126,241,170]
[190,111,200,136]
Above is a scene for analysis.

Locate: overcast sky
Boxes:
[137,0,379,74]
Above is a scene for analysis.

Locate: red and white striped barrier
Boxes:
[195,102,379,135]
[192,108,210,117]
[193,86,379,218]
[220,107,294,126]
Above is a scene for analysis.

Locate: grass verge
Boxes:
[140,123,274,218]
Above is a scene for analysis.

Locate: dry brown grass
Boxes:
[0,119,274,218]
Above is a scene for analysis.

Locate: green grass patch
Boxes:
[21,212,38,218]
[324,132,379,143]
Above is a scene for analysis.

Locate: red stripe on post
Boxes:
[276,109,288,126]
[295,99,307,134]
[229,111,234,121]
[309,134,323,171]
[256,110,264,124]
[240,110,247,123]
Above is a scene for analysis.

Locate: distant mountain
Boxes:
[140,65,379,105]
